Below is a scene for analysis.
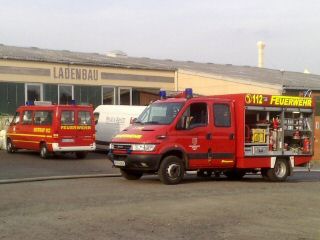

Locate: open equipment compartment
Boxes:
[244,105,314,157]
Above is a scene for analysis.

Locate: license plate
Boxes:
[114,160,126,167]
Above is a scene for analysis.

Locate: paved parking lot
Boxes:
[0,174,320,240]
[1,149,320,239]
[0,150,118,180]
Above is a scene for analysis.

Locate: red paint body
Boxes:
[111,94,313,172]
[7,104,96,154]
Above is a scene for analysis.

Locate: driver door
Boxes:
[174,101,212,169]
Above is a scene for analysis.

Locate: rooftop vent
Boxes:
[106,50,128,58]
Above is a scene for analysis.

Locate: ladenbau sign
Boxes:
[53,67,98,80]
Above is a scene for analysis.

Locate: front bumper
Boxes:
[108,152,162,171]
[52,143,96,152]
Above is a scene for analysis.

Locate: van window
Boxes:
[61,111,74,125]
[78,111,92,125]
[22,111,33,125]
[11,112,20,125]
[34,111,53,125]
[213,104,231,127]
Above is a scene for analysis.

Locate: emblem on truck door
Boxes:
[189,138,200,151]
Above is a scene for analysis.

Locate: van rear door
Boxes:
[76,109,94,146]
[59,109,77,147]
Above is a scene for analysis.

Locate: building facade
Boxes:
[0,59,175,114]
[1,44,320,159]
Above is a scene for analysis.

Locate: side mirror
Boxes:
[130,117,137,124]
[176,116,189,130]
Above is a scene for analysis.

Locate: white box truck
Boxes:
[94,105,147,150]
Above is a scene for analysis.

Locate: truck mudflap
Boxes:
[108,153,162,171]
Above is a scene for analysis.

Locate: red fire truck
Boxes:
[109,89,314,184]
[6,101,96,159]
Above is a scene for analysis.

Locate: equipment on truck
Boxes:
[109,90,314,184]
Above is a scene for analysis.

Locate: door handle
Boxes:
[229,133,235,140]
[206,133,212,140]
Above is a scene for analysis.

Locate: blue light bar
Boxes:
[159,90,167,99]
[185,88,193,99]
[25,101,34,106]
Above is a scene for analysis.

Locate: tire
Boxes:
[6,138,15,153]
[266,159,289,182]
[197,170,212,178]
[224,169,246,180]
[120,169,143,180]
[158,156,185,185]
[40,143,49,159]
[75,151,88,159]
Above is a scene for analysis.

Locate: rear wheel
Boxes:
[120,169,143,180]
[6,138,15,153]
[40,143,49,159]
[266,159,289,182]
[158,156,185,185]
[75,151,88,159]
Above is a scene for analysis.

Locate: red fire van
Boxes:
[6,101,96,159]
[109,89,314,184]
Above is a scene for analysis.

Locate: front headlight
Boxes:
[109,143,114,149]
[132,144,156,152]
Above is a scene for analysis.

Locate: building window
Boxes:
[118,87,132,105]
[25,84,42,102]
[102,87,115,105]
[59,85,73,104]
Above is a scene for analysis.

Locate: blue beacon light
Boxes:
[185,88,193,99]
[159,90,167,99]
[25,101,34,106]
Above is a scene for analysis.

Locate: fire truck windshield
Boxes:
[136,102,184,125]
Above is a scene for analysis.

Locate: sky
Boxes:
[0,0,320,74]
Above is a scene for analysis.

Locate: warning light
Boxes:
[185,88,193,99]
[159,90,167,99]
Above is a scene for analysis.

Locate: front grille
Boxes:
[113,144,131,151]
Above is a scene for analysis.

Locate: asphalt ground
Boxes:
[0,150,118,180]
[0,174,320,240]
[0,149,319,181]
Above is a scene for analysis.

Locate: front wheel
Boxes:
[40,143,50,159]
[158,156,185,185]
[266,159,289,182]
[120,169,143,180]
[6,139,16,153]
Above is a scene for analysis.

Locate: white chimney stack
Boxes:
[257,41,266,68]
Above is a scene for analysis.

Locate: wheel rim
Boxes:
[275,161,286,178]
[167,163,181,180]
[7,142,12,151]
[41,147,46,157]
